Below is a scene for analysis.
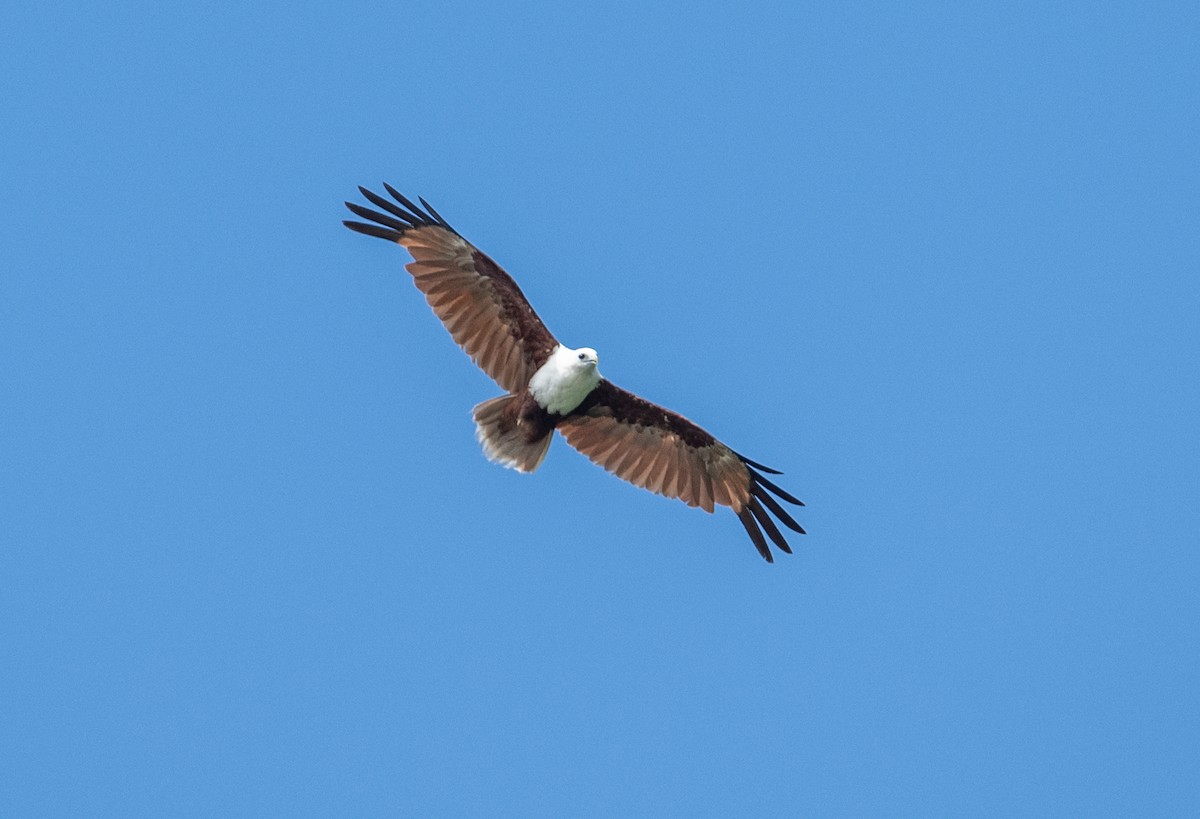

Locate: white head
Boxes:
[529,344,603,414]
[569,346,599,371]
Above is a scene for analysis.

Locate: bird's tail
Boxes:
[472,395,553,473]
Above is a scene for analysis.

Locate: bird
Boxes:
[343,184,805,561]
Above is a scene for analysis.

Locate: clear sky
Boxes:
[3,1,1198,815]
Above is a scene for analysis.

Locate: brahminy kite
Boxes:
[343,184,805,561]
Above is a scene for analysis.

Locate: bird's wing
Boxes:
[344,185,559,393]
[557,380,805,561]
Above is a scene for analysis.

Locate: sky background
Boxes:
[3,1,1198,815]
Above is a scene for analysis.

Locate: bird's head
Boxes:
[573,347,599,369]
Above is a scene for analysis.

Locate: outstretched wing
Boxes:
[344,184,558,393]
[557,380,805,562]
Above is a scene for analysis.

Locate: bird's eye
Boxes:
[578,353,586,360]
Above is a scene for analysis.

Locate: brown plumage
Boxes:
[344,184,805,561]
[345,184,557,393]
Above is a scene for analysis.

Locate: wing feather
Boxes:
[607,437,645,480]
[735,507,773,562]
[344,185,558,392]
[696,467,714,514]
[629,440,662,489]
[358,186,422,225]
[557,380,804,559]
[662,445,684,499]
[746,497,793,556]
[751,484,807,534]
[641,448,668,495]
[345,202,411,233]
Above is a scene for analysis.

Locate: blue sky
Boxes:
[4,1,1198,815]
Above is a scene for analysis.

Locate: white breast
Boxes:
[528,345,601,414]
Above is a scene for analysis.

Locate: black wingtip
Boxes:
[746,465,805,507]
[382,181,408,204]
[343,219,404,242]
[385,187,434,223]
[733,450,784,474]
[344,184,459,240]
[345,201,414,234]
[750,483,806,535]
[746,497,794,555]
[358,186,422,226]
[736,507,774,562]
[731,457,806,559]
[418,196,455,231]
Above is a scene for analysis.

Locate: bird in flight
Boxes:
[343,184,805,561]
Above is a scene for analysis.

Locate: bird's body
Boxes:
[343,184,805,561]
